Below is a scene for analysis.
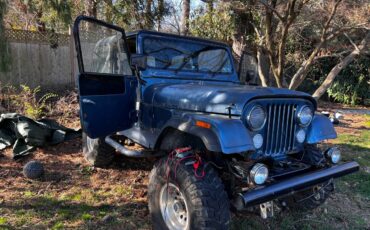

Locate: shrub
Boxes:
[297,57,369,105]
[327,58,369,105]
[18,85,58,119]
[1,84,58,119]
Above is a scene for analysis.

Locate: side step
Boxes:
[105,136,164,158]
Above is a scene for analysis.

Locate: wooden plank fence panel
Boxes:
[0,29,77,90]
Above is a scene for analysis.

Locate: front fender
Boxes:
[162,113,254,154]
[306,114,337,144]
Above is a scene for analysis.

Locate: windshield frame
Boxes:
[137,32,236,76]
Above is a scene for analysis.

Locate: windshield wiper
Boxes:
[174,46,214,73]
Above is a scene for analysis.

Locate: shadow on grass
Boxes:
[334,143,370,199]
[112,155,155,171]
[1,195,149,229]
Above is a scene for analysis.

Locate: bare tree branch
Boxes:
[344,32,360,52]
[312,31,370,100]
[259,0,284,21]
[313,50,351,60]
[289,0,343,89]
[320,0,342,40]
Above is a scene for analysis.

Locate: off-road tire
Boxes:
[82,133,115,167]
[148,156,230,230]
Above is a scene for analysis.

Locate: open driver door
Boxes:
[73,16,137,138]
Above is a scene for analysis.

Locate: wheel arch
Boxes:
[306,114,337,144]
[154,113,255,154]
[155,127,207,151]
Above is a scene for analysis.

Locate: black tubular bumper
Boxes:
[234,161,359,210]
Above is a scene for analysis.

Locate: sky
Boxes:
[172,0,205,9]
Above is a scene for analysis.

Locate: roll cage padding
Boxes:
[306,114,337,144]
[158,113,254,154]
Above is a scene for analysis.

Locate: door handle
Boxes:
[82,98,96,105]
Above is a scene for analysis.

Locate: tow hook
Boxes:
[260,201,274,219]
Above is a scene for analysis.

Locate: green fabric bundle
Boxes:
[0,113,81,159]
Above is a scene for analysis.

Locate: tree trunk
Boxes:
[232,36,245,58]
[145,0,153,29]
[288,44,323,89]
[35,11,46,32]
[181,0,190,35]
[157,0,165,31]
[288,0,342,90]
[312,32,370,100]
[264,2,277,86]
[104,0,113,24]
[85,0,97,17]
[207,1,214,12]
[0,0,11,72]
[256,47,269,87]
[231,9,254,64]
[84,0,97,31]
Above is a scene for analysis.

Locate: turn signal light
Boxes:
[196,121,211,129]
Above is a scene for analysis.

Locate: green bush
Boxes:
[17,85,58,119]
[327,58,369,105]
[297,57,369,105]
[1,85,58,119]
[190,3,234,42]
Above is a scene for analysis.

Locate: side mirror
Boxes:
[131,54,147,70]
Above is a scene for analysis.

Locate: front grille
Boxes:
[263,103,298,156]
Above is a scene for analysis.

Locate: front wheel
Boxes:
[148,156,230,230]
[82,133,115,167]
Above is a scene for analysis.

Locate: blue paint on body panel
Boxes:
[306,114,337,144]
[76,26,335,157]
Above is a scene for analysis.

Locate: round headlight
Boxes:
[296,129,306,143]
[247,106,266,130]
[253,134,263,149]
[326,147,341,164]
[297,106,313,126]
[250,163,269,185]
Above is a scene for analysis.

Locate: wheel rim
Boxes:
[159,183,189,230]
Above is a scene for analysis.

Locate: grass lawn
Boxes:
[0,112,369,229]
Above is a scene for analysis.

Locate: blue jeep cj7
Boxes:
[73,16,359,229]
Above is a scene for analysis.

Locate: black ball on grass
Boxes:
[23,161,44,179]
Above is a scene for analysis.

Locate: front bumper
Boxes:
[233,161,359,210]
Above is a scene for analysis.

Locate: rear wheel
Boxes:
[82,133,115,167]
[148,156,230,230]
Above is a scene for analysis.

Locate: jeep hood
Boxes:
[145,83,315,116]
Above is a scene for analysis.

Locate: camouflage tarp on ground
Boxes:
[0,113,81,159]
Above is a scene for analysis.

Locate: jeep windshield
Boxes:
[143,36,233,74]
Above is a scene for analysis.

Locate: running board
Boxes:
[105,136,164,158]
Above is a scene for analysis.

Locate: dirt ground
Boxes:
[0,97,369,229]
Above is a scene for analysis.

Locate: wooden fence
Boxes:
[0,29,78,90]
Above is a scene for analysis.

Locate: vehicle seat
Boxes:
[198,49,229,72]
[170,55,193,70]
